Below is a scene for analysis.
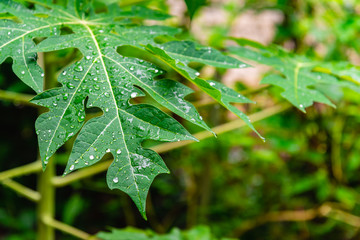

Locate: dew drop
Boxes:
[106,148,111,153]
[195,72,200,76]
[299,104,304,108]
[78,115,85,122]
[66,82,75,89]
[131,92,137,98]
[116,149,121,154]
[21,71,25,75]
[89,155,94,160]
[113,177,119,183]
[70,165,75,171]
[74,65,83,72]
[210,82,215,86]
[62,71,67,75]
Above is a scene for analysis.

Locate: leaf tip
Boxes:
[141,212,148,221]
[187,135,199,142]
[212,131,217,138]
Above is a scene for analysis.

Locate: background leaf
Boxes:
[228,38,360,112]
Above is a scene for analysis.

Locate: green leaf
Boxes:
[97,225,224,240]
[116,6,172,20]
[98,227,149,240]
[146,43,263,139]
[153,41,249,79]
[228,38,360,112]
[184,0,207,19]
[1,0,199,218]
[0,0,56,93]
[1,0,263,218]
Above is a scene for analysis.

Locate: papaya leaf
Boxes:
[228,38,360,112]
[184,0,207,19]
[151,40,249,79]
[146,43,263,139]
[97,226,215,240]
[1,0,262,218]
[0,0,202,218]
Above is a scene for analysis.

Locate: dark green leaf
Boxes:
[229,38,360,112]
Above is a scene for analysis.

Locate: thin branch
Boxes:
[41,216,94,240]
[0,161,42,181]
[0,89,37,107]
[52,160,111,187]
[231,203,360,237]
[320,204,360,228]
[1,178,40,202]
[52,103,291,187]
[190,85,270,110]
[152,102,291,153]
[331,115,345,182]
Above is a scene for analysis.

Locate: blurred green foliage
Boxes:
[98,225,236,240]
[1,0,360,239]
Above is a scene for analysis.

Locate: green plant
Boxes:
[1,0,360,239]
[0,0,263,218]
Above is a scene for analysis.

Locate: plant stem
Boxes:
[37,157,55,240]
[331,115,344,182]
[52,160,111,187]
[52,103,291,187]
[231,202,360,237]
[153,102,291,153]
[0,89,37,107]
[2,178,41,202]
[37,52,57,240]
[42,216,93,240]
[0,160,41,181]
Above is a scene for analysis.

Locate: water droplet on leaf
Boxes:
[67,82,75,89]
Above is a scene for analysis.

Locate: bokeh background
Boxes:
[2,0,360,239]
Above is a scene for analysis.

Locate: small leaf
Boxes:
[184,0,207,19]
[116,6,172,20]
[192,78,264,140]
[229,38,360,112]
[146,44,262,139]
[158,41,249,77]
